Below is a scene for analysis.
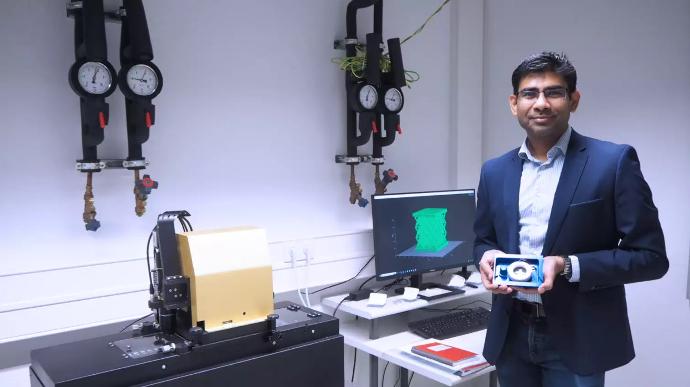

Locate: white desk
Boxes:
[321,286,496,387]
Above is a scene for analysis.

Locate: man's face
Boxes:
[509,71,580,140]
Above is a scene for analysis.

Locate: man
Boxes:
[473,52,668,387]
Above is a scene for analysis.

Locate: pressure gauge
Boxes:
[126,64,159,96]
[358,84,378,110]
[69,60,117,98]
[119,62,163,99]
[383,87,404,113]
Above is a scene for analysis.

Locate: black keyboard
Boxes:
[408,307,491,339]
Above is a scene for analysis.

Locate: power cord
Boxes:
[300,254,375,296]
[351,348,357,384]
[145,226,157,295]
[332,295,353,317]
[393,371,415,387]
[357,274,377,291]
[374,277,408,293]
[119,312,154,333]
[382,361,390,386]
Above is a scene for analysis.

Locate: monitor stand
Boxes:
[395,273,465,301]
[454,266,470,279]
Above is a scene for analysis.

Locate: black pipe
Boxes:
[346,0,375,40]
[374,0,382,35]
[387,38,405,88]
[345,0,376,158]
[365,32,381,86]
[81,0,107,60]
[123,0,153,61]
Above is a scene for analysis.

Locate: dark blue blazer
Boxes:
[473,130,668,375]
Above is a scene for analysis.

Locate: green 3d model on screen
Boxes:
[412,208,448,252]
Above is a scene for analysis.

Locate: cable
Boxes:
[332,0,453,84]
[381,361,390,387]
[409,372,414,386]
[332,296,349,317]
[304,249,312,307]
[400,0,452,45]
[119,312,154,333]
[374,277,407,293]
[301,254,375,295]
[297,288,307,307]
[180,215,193,231]
[357,274,377,291]
[304,287,312,307]
[145,226,157,295]
[351,348,357,383]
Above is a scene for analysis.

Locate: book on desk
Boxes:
[405,338,490,377]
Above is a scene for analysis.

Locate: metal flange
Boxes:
[76,159,150,171]
[335,155,373,164]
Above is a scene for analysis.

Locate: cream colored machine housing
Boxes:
[177,227,274,332]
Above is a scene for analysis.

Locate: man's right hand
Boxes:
[479,249,514,295]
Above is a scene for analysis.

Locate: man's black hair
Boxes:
[511,51,577,95]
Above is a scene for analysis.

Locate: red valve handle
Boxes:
[142,176,155,188]
[98,112,106,129]
[371,120,379,134]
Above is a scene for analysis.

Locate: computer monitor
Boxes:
[372,189,476,289]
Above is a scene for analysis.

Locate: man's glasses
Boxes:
[516,87,568,101]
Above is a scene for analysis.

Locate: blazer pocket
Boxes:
[569,198,603,208]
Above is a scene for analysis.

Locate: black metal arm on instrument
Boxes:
[151,211,191,334]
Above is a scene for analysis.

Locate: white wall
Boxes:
[482,0,690,386]
[0,0,484,356]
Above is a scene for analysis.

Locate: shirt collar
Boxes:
[518,126,572,163]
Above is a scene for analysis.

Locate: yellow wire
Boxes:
[332,0,453,86]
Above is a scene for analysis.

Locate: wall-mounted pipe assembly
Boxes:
[336,0,404,207]
[67,0,161,231]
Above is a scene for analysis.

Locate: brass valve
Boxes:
[348,164,368,207]
[82,172,100,231]
[374,165,398,195]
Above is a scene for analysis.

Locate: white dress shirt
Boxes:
[516,127,580,304]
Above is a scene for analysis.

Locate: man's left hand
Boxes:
[515,255,566,295]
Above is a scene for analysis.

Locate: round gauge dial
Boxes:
[384,88,403,112]
[77,62,113,95]
[358,84,378,110]
[126,64,159,96]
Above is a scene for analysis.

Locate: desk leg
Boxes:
[368,320,380,387]
[400,367,409,387]
[489,370,497,387]
[370,354,378,387]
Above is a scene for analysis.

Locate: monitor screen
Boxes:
[372,189,476,280]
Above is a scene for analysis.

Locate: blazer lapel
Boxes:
[503,151,522,254]
[542,131,589,255]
